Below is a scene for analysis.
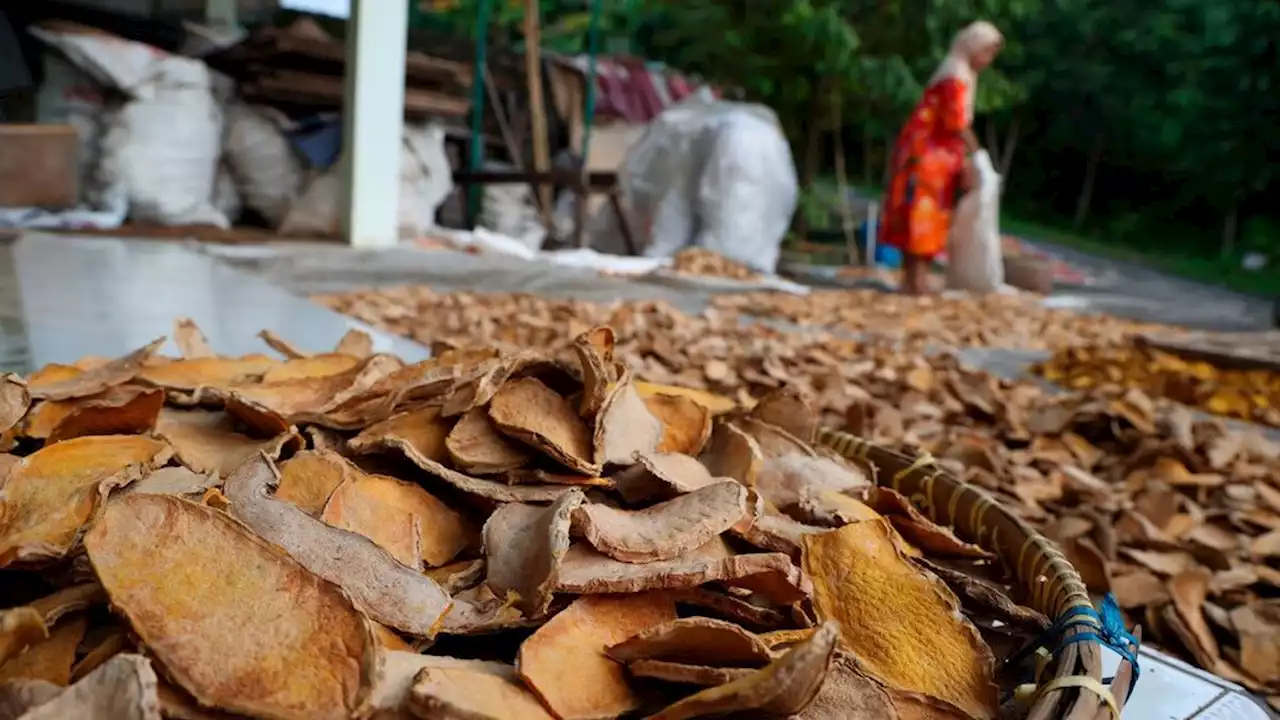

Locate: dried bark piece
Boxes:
[352,407,571,504]
[330,468,471,569]
[369,652,519,719]
[334,329,374,358]
[0,678,60,720]
[506,468,615,488]
[257,329,309,359]
[628,660,754,687]
[669,588,787,631]
[489,377,598,474]
[224,455,452,637]
[754,453,870,512]
[155,680,240,720]
[0,376,28,437]
[572,327,617,418]
[634,382,738,415]
[607,617,773,666]
[1230,605,1280,685]
[738,417,814,460]
[445,408,533,475]
[644,393,713,456]
[0,435,170,567]
[1169,569,1219,666]
[125,467,220,499]
[867,488,994,560]
[913,559,1048,632]
[749,387,818,444]
[44,386,165,443]
[795,653,968,720]
[735,509,827,558]
[0,615,86,685]
[154,407,298,478]
[615,452,721,503]
[645,621,839,720]
[440,584,529,636]
[425,559,486,594]
[85,494,377,720]
[14,654,160,720]
[555,539,811,605]
[28,339,164,401]
[274,450,352,516]
[69,628,130,683]
[322,479,422,569]
[483,490,585,617]
[704,423,769,485]
[517,593,677,720]
[802,520,998,720]
[594,368,664,467]
[137,355,278,393]
[0,611,46,669]
[262,355,362,383]
[574,481,749,563]
[173,318,215,359]
[408,664,556,720]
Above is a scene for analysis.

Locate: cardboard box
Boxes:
[0,124,79,208]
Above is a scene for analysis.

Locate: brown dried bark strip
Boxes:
[645,621,839,720]
[489,377,598,474]
[518,593,676,720]
[0,436,170,567]
[644,393,713,456]
[607,617,773,666]
[0,678,61,720]
[44,386,165,443]
[223,455,452,637]
[154,407,298,478]
[85,495,376,720]
[0,375,28,437]
[321,479,422,570]
[14,654,160,720]
[29,339,164,401]
[124,467,220,499]
[408,664,556,720]
[628,660,754,687]
[274,450,352,516]
[594,367,664,467]
[614,452,721,504]
[445,407,533,475]
[173,319,215,360]
[0,615,87,685]
[574,481,749,563]
[802,520,998,720]
[483,490,585,617]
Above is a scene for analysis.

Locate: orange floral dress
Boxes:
[879,78,969,260]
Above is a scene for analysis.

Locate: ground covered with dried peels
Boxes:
[0,317,1110,719]
[318,286,1280,712]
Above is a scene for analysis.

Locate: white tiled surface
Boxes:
[1102,646,1274,719]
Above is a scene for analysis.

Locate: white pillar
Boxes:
[341,0,408,248]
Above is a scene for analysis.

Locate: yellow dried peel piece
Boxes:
[644,393,713,456]
[274,450,352,516]
[154,408,296,478]
[0,435,170,567]
[607,617,773,667]
[0,614,87,685]
[16,654,161,720]
[408,664,556,720]
[489,377,598,474]
[85,494,377,720]
[324,468,471,569]
[0,609,47,667]
[321,478,423,569]
[483,490,585,617]
[573,481,749,563]
[518,593,676,720]
[445,407,533,475]
[801,520,998,720]
[634,382,737,415]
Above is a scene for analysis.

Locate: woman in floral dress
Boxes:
[880,21,1004,294]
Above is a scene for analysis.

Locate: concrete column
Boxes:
[341,0,408,248]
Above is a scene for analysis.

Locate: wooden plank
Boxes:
[451,169,617,189]
[245,71,470,117]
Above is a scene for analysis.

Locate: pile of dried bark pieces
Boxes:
[668,249,761,282]
[0,319,1043,719]
[318,288,1280,710]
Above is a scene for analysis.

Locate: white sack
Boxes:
[223,103,305,226]
[945,150,1005,293]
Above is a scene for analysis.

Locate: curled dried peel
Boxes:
[573,326,616,418]
[867,488,994,560]
[70,628,130,683]
[749,386,818,444]
[334,329,374,358]
[489,377,598,474]
[555,539,811,605]
[801,520,998,720]
[574,481,749,563]
[137,354,278,392]
[0,435,170,567]
[173,318,215,359]
[634,382,737,415]
[615,452,721,504]
[409,664,556,720]
[699,423,764,486]
[85,494,377,720]
[594,366,663,467]
[369,652,517,718]
[274,450,352,516]
[154,407,298,478]
[754,453,870,513]
[518,593,677,720]
[607,617,773,666]
[643,393,713,456]
[258,329,308,359]
[0,610,46,669]
[351,409,571,504]
[0,677,61,719]
[321,479,422,569]
[629,660,754,687]
[483,490,585,617]
[333,469,471,569]
[15,654,160,720]
[124,467,220,499]
[0,614,87,685]
[44,386,165,444]
[646,621,839,720]
[445,407,533,475]
[28,339,164,401]
[0,375,28,437]
[262,355,362,383]
[223,455,452,637]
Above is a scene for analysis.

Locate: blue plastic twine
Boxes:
[1005,593,1141,703]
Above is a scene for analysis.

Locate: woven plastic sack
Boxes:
[945,150,1004,293]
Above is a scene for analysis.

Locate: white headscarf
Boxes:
[928,21,1004,124]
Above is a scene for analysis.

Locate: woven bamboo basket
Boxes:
[814,426,1139,720]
